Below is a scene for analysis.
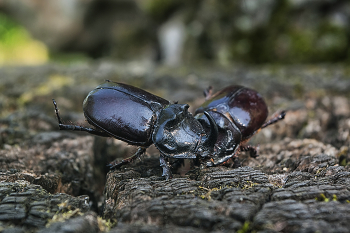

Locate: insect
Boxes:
[52,81,285,180]
[194,85,286,167]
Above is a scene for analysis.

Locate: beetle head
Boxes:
[196,111,242,167]
[152,104,218,159]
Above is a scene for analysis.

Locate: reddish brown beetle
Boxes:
[195,85,286,166]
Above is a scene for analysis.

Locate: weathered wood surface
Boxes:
[103,139,350,233]
[1,63,350,232]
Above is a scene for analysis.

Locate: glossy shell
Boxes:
[195,85,268,140]
[152,104,205,159]
[83,82,169,146]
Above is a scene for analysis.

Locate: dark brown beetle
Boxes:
[53,81,218,180]
[195,85,286,167]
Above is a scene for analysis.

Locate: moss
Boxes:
[332,194,338,202]
[198,182,257,200]
[237,221,252,233]
[198,186,222,201]
[46,208,84,227]
[240,181,259,190]
[315,193,338,202]
[97,217,117,232]
[315,193,329,202]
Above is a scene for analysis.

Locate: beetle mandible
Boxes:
[52,81,285,179]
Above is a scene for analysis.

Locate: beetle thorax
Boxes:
[152,104,205,159]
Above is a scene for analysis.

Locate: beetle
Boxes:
[194,85,286,167]
[52,80,218,180]
[52,81,285,180]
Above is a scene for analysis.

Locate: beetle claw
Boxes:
[106,163,115,169]
[160,154,172,180]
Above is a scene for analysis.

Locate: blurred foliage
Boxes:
[138,0,350,64]
[49,52,91,64]
[0,13,48,65]
[0,0,350,64]
[140,0,183,22]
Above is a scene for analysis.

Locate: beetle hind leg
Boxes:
[108,147,147,169]
[52,99,111,137]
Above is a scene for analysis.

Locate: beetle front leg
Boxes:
[261,111,286,129]
[108,147,146,169]
[203,86,213,100]
[240,145,258,158]
[159,154,172,180]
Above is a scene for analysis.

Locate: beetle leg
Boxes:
[108,147,146,169]
[53,99,111,137]
[261,110,286,129]
[159,154,172,180]
[170,158,185,172]
[240,145,258,158]
[203,86,213,100]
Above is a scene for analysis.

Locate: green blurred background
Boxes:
[0,0,349,66]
